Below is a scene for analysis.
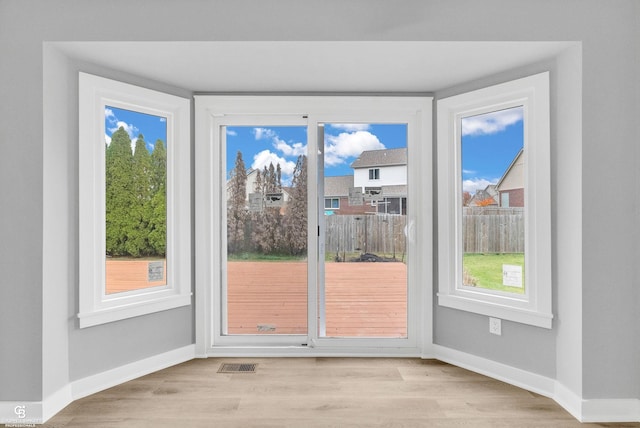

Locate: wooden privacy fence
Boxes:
[463,207,524,253]
[324,214,407,256]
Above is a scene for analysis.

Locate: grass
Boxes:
[227,251,405,263]
[228,252,306,262]
[463,253,525,294]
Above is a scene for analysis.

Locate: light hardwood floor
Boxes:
[44,358,639,428]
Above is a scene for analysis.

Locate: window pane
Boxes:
[225,125,308,335]
[461,106,525,294]
[323,123,408,338]
[105,106,167,294]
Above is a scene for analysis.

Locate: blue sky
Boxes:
[461,106,524,194]
[226,123,408,184]
[105,106,167,153]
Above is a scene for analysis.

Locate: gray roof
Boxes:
[382,185,407,196]
[324,175,353,197]
[350,148,407,169]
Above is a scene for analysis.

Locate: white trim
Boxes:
[554,381,583,422]
[71,344,196,400]
[581,399,640,423]
[78,72,192,327]
[436,72,552,328]
[433,345,640,423]
[3,344,638,423]
[42,384,73,423]
[432,344,556,398]
[195,95,432,352]
[0,345,196,424]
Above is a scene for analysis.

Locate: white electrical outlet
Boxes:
[489,317,502,335]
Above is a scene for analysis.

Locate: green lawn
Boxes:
[463,253,525,294]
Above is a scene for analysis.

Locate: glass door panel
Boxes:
[320,123,408,338]
[223,125,308,336]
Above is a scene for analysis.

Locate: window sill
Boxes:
[437,293,553,329]
[78,293,192,328]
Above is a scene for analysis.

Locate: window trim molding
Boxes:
[78,72,191,328]
[436,72,552,328]
[194,95,433,354]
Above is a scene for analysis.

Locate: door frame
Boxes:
[194,95,433,357]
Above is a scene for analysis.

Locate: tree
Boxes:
[462,191,472,207]
[252,162,284,253]
[125,135,153,257]
[476,197,497,207]
[283,155,307,256]
[227,151,248,253]
[148,139,167,256]
[105,127,134,256]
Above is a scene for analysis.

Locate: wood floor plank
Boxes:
[43,358,640,428]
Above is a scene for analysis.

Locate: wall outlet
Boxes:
[489,317,502,335]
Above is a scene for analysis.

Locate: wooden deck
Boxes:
[105,259,408,338]
[227,261,407,338]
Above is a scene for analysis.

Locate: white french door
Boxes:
[195,96,432,355]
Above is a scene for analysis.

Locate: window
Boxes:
[324,198,340,209]
[437,72,552,328]
[78,73,191,328]
[369,168,380,180]
[377,197,407,215]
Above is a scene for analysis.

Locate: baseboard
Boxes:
[432,344,556,398]
[581,398,640,423]
[71,344,196,400]
[1,344,196,424]
[433,344,640,423]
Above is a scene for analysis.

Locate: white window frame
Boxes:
[195,95,432,354]
[78,72,191,328]
[369,168,380,180]
[437,72,552,328]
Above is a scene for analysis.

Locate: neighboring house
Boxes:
[468,184,499,207]
[324,175,371,215]
[496,149,524,207]
[350,148,407,215]
[351,148,407,190]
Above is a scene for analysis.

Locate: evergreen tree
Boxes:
[283,155,307,256]
[148,139,167,256]
[227,151,247,254]
[126,135,152,257]
[252,162,284,253]
[105,127,134,256]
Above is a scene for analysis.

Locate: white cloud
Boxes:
[253,127,307,158]
[462,177,498,194]
[105,134,111,146]
[324,131,385,166]
[109,121,139,140]
[105,107,116,123]
[461,107,523,136]
[273,137,306,157]
[253,127,276,140]
[226,129,237,137]
[329,124,371,132]
[251,150,297,178]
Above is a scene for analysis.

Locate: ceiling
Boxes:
[54,41,574,93]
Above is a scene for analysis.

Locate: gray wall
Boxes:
[0,0,638,403]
